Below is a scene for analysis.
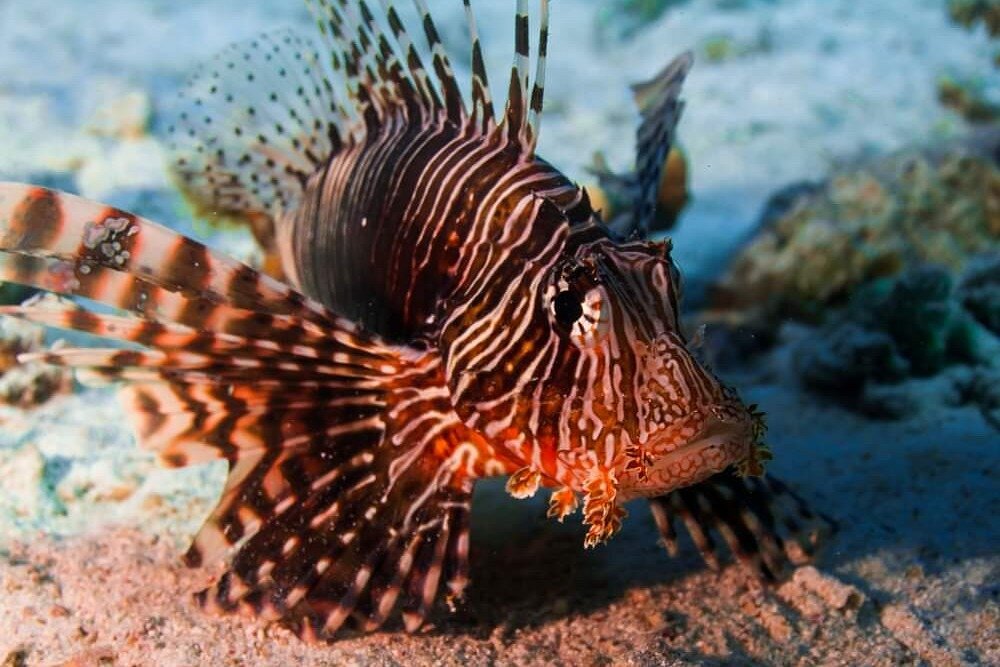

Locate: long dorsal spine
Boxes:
[463,0,496,133]
[411,0,467,123]
[504,0,532,145]
[527,0,550,155]
[378,0,444,113]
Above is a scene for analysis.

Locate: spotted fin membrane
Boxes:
[166,1,552,260]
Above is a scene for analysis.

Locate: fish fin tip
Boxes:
[625,51,693,238]
[650,469,835,582]
[502,0,554,154]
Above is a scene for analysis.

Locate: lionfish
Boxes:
[0,0,824,640]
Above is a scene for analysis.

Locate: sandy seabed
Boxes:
[1,379,997,667]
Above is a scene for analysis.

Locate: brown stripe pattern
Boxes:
[0,182,512,640]
[0,0,830,644]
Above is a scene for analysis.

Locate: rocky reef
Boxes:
[937,75,1000,124]
[709,135,1000,328]
[948,0,1000,38]
[701,136,1000,426]
[942,1,1000,120]
[790,263,999,422]
[960,251,1000,335]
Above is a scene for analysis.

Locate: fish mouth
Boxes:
[619,407,753,501]
[691,410,752,450]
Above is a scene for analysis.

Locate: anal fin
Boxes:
[649,468,835,581]
[138,352,500,640]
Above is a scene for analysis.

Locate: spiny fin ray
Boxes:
[0,184,488,639]
[649,469,835,581]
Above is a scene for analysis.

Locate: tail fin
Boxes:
[0,183,502,639]
[649,469,834,581]
[615,51,692,239]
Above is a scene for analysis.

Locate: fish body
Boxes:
[287,125,581,341]
[0,0,825,640]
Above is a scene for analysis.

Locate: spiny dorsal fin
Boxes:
[377,0,445,114]
[504,0,532,146]
[170,1,557,248]
[308,0,386,128]
[527,0,551,152]
[355,0,423,116]
[463,0,496,132]
[412,0,466,124]
[502,0,551,154]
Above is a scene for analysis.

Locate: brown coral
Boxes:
[709,138,1000,326]
[0,318,71,408]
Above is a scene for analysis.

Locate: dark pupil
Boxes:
[553,290,583,326]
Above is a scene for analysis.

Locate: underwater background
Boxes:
[0,0,997,665]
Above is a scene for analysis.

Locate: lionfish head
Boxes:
[542,236,762,500]
[444,230,765,502]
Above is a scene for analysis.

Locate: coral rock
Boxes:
[959,252,1000,335]
[948,0,1000,38]
[710,140,1000,326]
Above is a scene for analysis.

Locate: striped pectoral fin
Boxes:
[18,331,479,638]
[26,318,483,639]
[0,184,493,638]
[649,468,835,581]
[616,51,693,239]
[0,184,338,330]
[185,363,488,641]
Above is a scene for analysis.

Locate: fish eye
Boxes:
[547,284,610,348]
[553,290,583,326]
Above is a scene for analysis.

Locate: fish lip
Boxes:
[618,406,752,501]
[692,409,751,446]
[646,405,752,456]
[657,413,750,466]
